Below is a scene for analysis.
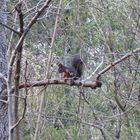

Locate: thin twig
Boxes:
[0,22,20,35]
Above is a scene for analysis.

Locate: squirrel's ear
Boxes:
[58,63,63,67]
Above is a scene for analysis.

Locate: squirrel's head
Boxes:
[58,63,65,73]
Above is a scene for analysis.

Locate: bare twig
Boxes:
[0,22,20,35]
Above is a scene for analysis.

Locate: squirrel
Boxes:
[58,54,84,80]
[58,54,102,89]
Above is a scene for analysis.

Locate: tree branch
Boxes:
[0,22,20,35]
[19,79,102,90]
[9,0,52,68]
[96,47,140,80]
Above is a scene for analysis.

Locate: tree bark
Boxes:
[0,0,8,139]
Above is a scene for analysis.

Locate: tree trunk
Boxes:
[0,0,8,139]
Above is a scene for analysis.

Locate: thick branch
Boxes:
[12,3,24,139]
[19,79,102,90]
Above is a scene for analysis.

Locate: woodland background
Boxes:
[0,0,140,140]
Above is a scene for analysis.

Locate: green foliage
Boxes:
[45,127,66,140]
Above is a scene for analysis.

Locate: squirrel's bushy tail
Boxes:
[71,54,84,78]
